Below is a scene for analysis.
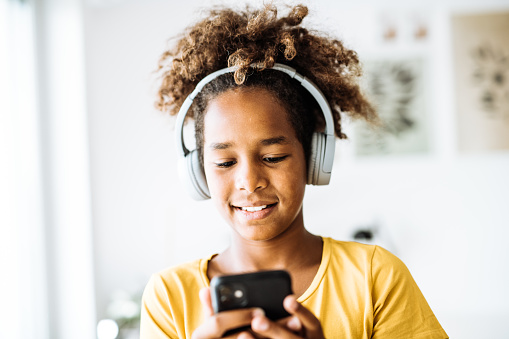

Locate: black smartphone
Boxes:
[210,270,293,335]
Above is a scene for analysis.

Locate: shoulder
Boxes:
[340,241,443,334]
[142,257,211,307]
[158,258,207,282]
[323,238,411,285]
[326,237,376,255]
[140,258,211,338]
[326,237,397,259]
[325,237,377,269]
[326,237,405,268]
[325,239,420,299]
[146,258,209,294]
[323,238,448,338]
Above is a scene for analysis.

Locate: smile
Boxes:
[241,205,267,212]
[235,203,277,212]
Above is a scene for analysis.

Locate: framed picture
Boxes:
[355,58,430,156]
[451,11,509,152]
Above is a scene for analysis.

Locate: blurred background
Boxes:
[1,0,509,338]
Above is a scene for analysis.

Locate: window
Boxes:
[0,1,48,338]
[0,0,96,338]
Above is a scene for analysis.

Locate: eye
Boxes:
[215,160,236,168]
[263,155,288,164]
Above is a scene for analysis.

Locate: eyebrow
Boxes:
[209,142,233,150]
[260,136,289,146]
[208,136,289,150]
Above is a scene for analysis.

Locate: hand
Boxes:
[248,295,325,339]
[191,287,264,339]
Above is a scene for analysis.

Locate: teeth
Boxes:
[241,205,267,212]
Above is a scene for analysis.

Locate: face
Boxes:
[202,87,307,242]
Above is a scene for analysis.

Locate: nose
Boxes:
[235,159,268,193]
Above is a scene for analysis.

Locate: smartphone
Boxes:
[210,270,293,335]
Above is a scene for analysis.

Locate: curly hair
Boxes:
[156,3,377,163]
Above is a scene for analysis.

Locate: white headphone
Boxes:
[175,63,336,200]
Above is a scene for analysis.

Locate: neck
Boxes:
[207,212,324,297]
[215,217,322,274]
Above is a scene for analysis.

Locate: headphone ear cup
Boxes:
[307,132,323,185]
[178,150,210,200]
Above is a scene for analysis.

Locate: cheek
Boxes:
[203,165,229,201]
[203,166,218,194]
[276,163,306,199]
[289,152,308,184]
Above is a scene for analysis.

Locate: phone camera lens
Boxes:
[219,286,231,295]
[219,286,232,304]
[216,283,248,309]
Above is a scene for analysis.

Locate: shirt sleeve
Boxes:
[370,246,448,339]
[140,274,179,339]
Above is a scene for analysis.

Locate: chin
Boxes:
[235,224,288,242]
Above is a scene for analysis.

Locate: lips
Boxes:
[232,202,278,220]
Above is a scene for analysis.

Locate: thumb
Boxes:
[199,287,214,317]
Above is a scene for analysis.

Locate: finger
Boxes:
[229,331,256,339]
[277,316,302,333]
[199,287,214,317]
[283,295,324,337]
[192,308,264,339]
[251,314,301,339]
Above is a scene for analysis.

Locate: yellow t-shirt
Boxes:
[140,237,448,338]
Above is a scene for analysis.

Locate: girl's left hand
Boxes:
[242,295,325,339]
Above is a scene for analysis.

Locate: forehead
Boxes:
[203,88,297,143]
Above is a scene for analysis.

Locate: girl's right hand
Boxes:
[191,287,264,339]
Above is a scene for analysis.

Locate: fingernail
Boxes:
[284,295,299,312]
[237,333,253,339]
[288,316,302,331]
[253,316,270,331]
[252,308,265,317]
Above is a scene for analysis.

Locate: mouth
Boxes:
[233,203,277,212]
[232,202,278,220]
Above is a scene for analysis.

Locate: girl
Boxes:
[141,4,448,339]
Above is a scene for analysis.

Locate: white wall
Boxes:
[83,0,509,337]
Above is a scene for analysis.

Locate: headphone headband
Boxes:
[175,63,336,200]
